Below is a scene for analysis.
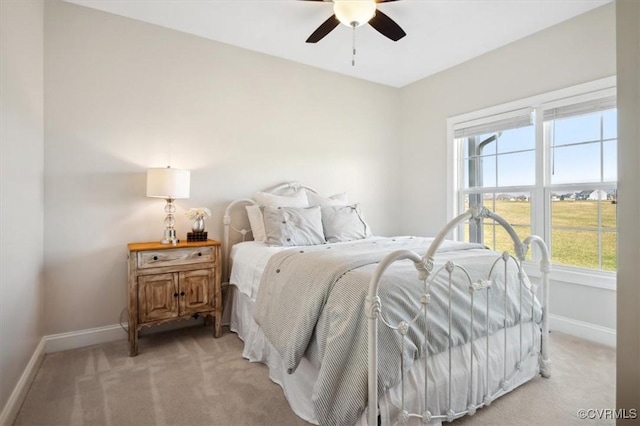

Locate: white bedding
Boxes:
[229,240,287,301]
[228,238,541,425]
[229,237,389,301]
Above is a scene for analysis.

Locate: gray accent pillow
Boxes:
[263,206,326,246]
[321,204,372,243]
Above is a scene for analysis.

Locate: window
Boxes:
[545,97,617,271]
[457,109,535,259]
[451,82,617,275]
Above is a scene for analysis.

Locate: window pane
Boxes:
[494,194,531,226]
[496,125,535,153]
[483,223,531,259]
[480,156,496,187]
[551,195,599,228]
[462,126,535,191]
[603,140,617,182]
[603,109,617,140]
[551,142,600,184]
[475,192,531,252]
[484,193,496,210]
[497,151,535,186]
[552,113,601,146]
[551,230,599,269]
[482,223,498,251]
[465,193,492,210]
[602,232,617,271]
[492,195,532,260]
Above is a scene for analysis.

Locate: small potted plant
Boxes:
[185,207,211,232]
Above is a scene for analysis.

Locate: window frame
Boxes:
[446,77,617,290]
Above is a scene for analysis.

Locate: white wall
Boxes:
[0,0,45,418]
[398,4,617,335]
[615,0,640,416]
[43,0,401,335]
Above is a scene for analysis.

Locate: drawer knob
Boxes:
[153,256,158,261]
[173,292,178,298]
[180,291,185,297]
[198,252,202,256]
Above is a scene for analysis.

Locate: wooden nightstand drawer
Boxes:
[137,246,214,269]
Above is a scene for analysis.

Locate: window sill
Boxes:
[523,262,616,291]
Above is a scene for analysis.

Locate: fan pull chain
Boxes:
[352,23,357,66]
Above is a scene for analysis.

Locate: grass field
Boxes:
[464,200,617,271]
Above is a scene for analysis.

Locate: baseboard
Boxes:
[44,324,126,353]
[549,314,616,347]
[43,318,207,353]
[0,338,46,426]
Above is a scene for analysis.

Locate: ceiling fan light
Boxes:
[333,0,376,28]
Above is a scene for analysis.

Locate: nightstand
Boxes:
[127,239,222,356]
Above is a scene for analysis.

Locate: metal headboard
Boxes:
[222,181,318,285]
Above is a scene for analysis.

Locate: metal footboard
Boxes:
[367,207,551,426]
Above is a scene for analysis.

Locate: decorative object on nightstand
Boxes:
[127,239,222,356]
[186,207,211,232]
[187,231,208,242]
[186,207,211,242]
[146,166,190,245]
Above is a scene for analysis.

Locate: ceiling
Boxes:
[64,0,611,88]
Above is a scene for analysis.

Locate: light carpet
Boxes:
[14,327,615,426]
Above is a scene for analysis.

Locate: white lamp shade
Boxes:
[333,0,376,27]
[146,167,190,199]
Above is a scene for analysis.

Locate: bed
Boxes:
[222,182,551,426]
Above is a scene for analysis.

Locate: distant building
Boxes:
[575,190,594,200]
[587,189,609,201]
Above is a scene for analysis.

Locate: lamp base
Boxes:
[159,198,179,245]
[161,228,178,245]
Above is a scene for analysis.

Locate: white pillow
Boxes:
[263,206,326,246]
[306,191,349,207]
[254,190,309,208]
[248,191,310,242]
[321,204,372,243]
[246,205,267,242]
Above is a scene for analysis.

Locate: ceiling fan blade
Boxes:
[369,10,406,41]
[306,14,340,43]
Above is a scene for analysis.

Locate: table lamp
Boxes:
[146,166,190,244]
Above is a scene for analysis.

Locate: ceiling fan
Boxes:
[303,0,406,44]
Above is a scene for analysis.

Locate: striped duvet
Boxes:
[253,237,542,426]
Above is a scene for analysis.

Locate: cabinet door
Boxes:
[179,269,214,315]
[138,273,178,323]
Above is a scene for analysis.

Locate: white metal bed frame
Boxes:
[366,205,551,425]
[222,182,551,426]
